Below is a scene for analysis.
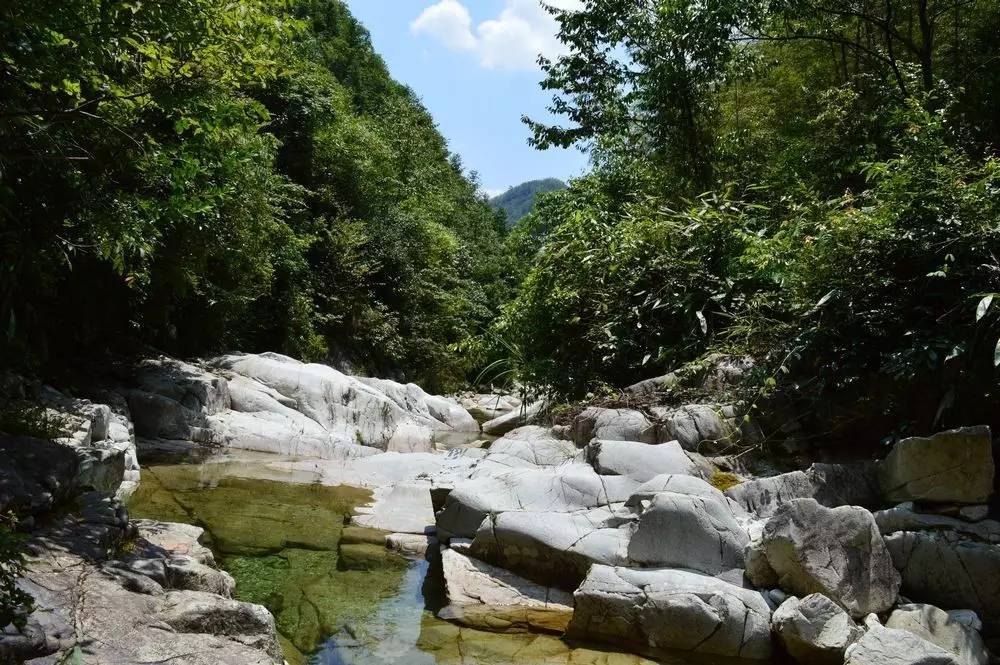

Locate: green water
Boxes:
[127,455,724,665]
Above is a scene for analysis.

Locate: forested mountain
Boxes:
[489,178,566,226]
[0,0,509,390]
[488,0,1000,440]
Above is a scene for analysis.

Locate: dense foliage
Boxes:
[489,178,566,227]
[0,0,507,391]
[497,0,1000,439]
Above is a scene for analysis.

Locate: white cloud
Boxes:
[410,0,477,52]
[411,0,583,71]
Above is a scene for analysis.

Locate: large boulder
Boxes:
[726,462,881,518]
[879,427,994,505]
[437,547,573,634]
[469,508,632,590]
[772,594,863,664]
[886,604,989,665]
[157,590,282,661]
[585,439,700,482]
[884,531,1000,634]
[626,489,748,577]
[481,400,545,436]
[477,426,577,469]
[567,565,773,660]
[569,407,656,445]
[435,464,640,539]
[459,393,522,422]
[752,499,900,617]
[845,621,960,665]
[650,403,743,452]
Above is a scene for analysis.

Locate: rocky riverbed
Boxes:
[1,352,997,664]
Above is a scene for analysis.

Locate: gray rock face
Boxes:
[435,463,640,539]
[569,407,657,445]
[437,547,573,633]
[469,508,632,589]
[726,462,881,518]
[567,565,773,660]
[0,436,79,516]
[885,531,1000,634]
[886,604,989,665]
[772,594,863,664]
[753,499,900,617]
[879,426,994,505]
[586,439,700,482]
[845,622,960,665]
[626,490,748,577]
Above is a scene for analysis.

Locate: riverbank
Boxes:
[1,351,997,664]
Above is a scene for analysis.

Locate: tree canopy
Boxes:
[496,0,1000,440]
[1,0,509,391]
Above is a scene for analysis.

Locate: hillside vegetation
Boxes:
[490,178,566,226]
[0,0,508,391]
[487,0,1000,442]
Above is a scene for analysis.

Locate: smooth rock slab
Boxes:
[567,565,773,660]
[437,547,573,634]
[755,498,900,618]
[772,593,863,664]
[879,426,994,505]
[886,604,989,665]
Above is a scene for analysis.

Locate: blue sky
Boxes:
[343,0,589,196]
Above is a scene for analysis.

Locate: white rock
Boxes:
[585,439,699,482]
[886,604,988,665]
[570,407,656,444]
[773,594,863,664]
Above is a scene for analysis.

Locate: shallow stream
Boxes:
[127,451,742,665]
